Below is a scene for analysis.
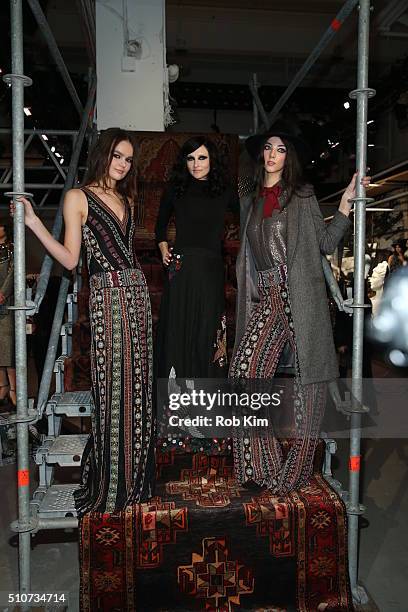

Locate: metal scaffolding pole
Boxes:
[348,0,375,602]
[35,275,70,415]
[4,0,34,598]
[265,0,359,129]
[26,0,83,117]
[33,77,96,311]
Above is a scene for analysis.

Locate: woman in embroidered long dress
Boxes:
[231,125,369,493]
[13,128,155,516]
[155,137,239,380]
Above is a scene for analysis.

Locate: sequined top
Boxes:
[246,198,287,271]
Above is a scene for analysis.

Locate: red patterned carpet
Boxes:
[79,442,353,611]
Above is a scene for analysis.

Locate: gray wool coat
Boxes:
[233,186,351,385]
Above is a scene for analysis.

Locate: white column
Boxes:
[96,0,165,130]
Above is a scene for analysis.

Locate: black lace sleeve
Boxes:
[155,185,175,244]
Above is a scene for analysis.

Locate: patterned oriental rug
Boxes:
[79,442,353,611]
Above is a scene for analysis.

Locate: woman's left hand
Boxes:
[338,172,371,216]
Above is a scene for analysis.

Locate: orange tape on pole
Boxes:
[349,456,361,472]
[17,470,29,487]
[331,18,342,31]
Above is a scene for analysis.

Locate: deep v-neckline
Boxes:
[84,187,129,232]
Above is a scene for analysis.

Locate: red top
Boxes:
[260,184,281,218]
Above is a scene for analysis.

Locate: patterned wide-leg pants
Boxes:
[230,264,326,493]
[74,268,155,517]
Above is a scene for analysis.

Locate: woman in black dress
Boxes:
[13,128,155,516]
[155,137,239,380]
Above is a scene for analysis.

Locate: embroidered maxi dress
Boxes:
[73,188,155,517]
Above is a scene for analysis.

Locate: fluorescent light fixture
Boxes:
[41,134,48,141]
[368,144,375,147]
[367,119,374,125]
[55,152,61,158]
[23,107,32,116]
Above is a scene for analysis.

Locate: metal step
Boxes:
[47,390,92,417]
[34,484,79,518]
[43,434,89,466]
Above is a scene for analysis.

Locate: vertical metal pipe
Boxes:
[9,0,31,596]
[348,0,372,597]
[33,77,96,311]
[36,275,70,414]
[26,0,84,117]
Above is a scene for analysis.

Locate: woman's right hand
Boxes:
[9,196,37,228]
[159,242,173,266]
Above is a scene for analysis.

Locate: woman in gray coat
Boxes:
[230,126,369,493]
[0,221,16,406]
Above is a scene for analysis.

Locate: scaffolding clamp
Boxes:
[2,73,33,87]
[7,300,37,317]
[4,191,34,200]
[7,405,38,425]
[349,87,376,99]
[346,502,366,516]
[10,516,38,534]
[337,392,369,414]
[343,298,372,310]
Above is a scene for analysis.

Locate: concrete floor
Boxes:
[0,361,407,611]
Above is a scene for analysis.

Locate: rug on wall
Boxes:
[79,442,353,612]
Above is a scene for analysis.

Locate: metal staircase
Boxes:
[30,267,90,526]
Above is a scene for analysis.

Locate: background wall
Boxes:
[95,0,166,131]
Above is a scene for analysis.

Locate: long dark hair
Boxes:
[170,136,229,198]
[253,135,305,204]
[0,221,12,243]
[83,127,138,204]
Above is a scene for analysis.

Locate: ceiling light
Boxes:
[343,101,350,109]
[23,107,32,116]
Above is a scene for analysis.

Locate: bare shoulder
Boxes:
[63,188,88,222]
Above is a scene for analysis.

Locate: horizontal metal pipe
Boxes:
[0,129,79,135]
[0,183,64,189]
[324,189,408,219]
[37,517,78,530]
[320,159,408,203]
[0,166,87,171]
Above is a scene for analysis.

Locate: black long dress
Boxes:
[155,177,239,379]
[74,188,155,517]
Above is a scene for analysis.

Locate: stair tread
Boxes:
[35,484,78,518]
[51,390,92,405]
[47,434,89,455]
